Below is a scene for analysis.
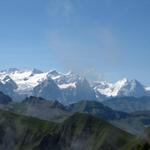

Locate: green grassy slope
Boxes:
[0,109,58,150]
[0,109,135,150]
[58,113,133,150]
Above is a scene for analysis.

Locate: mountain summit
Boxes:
[93,78,149,98]
[0,68,149,104]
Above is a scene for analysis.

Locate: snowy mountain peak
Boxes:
[65,70,74,76]
[115,78,128,86]
[0,75,17,89]
[130,79,142,86]
[0,68,149,103]
[48,70,60,77]
[2,76,13,83]
[93,78,149,98]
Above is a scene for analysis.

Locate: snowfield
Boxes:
[0,68,149,103]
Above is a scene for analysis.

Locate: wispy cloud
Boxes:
[97,26,121,67]
[46,0,122,80]
[48,0,74,16]
[47,26,122,80]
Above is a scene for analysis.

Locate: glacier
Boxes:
[0,68,149,104]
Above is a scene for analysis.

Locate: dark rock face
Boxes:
[0,92,12,105]
[34,134,60,150]
[0,76,17,97]
[33,79,61,100]
[73,78,96,101]
[60,78,97,104]
[32,68,43,74]
[32,77,97,105]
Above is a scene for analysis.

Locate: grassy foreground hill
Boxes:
[0,109,134,150]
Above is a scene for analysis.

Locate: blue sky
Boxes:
[0,0,150,84]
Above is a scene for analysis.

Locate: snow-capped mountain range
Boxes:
[93,78,150,98]
[0,68,149,104]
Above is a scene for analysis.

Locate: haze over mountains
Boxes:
[0,68,150,105]
[0,72,149,149]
